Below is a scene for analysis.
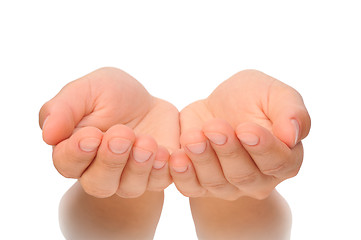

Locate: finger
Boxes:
[180,129,238,197]
[39,67,151,146]
[179,100,214,132]
[203,119,272,199]
[116,135,157,198]
[169,150,207,198]
[236,122,303,180]
[147,146,172,192]
[267,80,311,148]
[39,77,95,146]
[79,124,135,198]
[143,98,181,154]
[52,126,103,179]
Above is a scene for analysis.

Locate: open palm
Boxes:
[170,70,311,200]
[39,67,179,198]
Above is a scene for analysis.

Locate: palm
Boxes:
[130,98,180,152]
[71,70,180,152]
[40,68,180,198]
[41,68,180,152]
[181,70,276,132]
[170,70,310,201]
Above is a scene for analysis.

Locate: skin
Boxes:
[169,70,311,239]
[59,182,165,240]
[189,191,292,240]
[39,68,311,239]
[169,69,311,200]
[39,67,180,239]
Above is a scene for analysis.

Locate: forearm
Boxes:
[59,181,164,240]
[189,190,292,240]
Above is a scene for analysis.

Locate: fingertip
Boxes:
[180,128,206,145]
[202,119,234,146]
[237,132,260,146]
[134,134,158,152]
[271,105,311,148]
[39,100,50,129]
[104,124,136,154]
[273,117,302,148]
[155,146,170,161]
[41,115,50,143]
[236,122,263,147]
[291,119,300,146]
[300,109,312,140]
[52,127,103,179]
[169,150,190,173]
[43,116,74,145]
[41,114,76,145]
[40,99,79,145]
[76,126,104,144]
[153,146,170,169]
[105,124,136,140]
[39,103,53,144]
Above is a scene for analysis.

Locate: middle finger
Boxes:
[180,129,239,197]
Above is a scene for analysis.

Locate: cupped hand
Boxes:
[169,70,311,200]
[39,67,180,198]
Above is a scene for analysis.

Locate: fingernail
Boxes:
[79,138,101,152]
[237,133,259,146]
[186,142,206,154]
[133,147,152,163]
[153,160,166,169]
[291,119,300,146]
[172,165,189,173]
[42,116,49,129]
[204,132,227,145]
[108,138,131,154]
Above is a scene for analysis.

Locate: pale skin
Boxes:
[39,68,311,239]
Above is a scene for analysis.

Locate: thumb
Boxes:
[267,81,311,148]
[179,100,212,133]
[39,77,93,146]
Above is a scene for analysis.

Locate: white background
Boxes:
[1,1,360,239]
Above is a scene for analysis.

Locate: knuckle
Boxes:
[149,171,168,181]
[201,180,228,191]
[251,189,273,200]
[147,184,168,192]
[147,186,164,192]
[261,150,302,178]
[217,150,239,160]
[261,161,288,176]
[100,157,127,171]
[227,172,258,186]
[129,167,150,177]
[58,169,78,179]
[54,146,88,169]
[147,178,172,192]
[82,184,114,198]
[180,188,207,198]
[65,154,85,166]
[285,166,301,179]
[116,189,144,198]
[221,193,242,201]
[54,164,80,179]
[191,157,212,167]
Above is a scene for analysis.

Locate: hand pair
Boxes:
[39,67,310,201]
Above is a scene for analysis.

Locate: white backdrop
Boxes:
[1,1,360,239]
